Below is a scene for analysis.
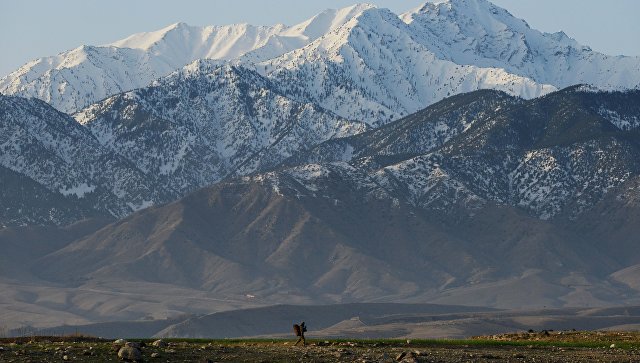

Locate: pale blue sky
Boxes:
[1,0,639,76]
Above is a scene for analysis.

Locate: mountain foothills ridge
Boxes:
[1,0,640,331]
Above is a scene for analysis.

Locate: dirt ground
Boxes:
[1,331,639,362]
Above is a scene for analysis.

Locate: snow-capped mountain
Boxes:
[0,95,173,225]
[261,4,553,126]
[402,0,640,89]
[282,86,640,221]
[111,4,374,60]
[0,4,373,114]
[74,60,366,196]
[3,0,639,118]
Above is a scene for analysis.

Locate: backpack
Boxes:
[293,324,301,336]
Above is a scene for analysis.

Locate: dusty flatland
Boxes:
[1,331,640,362]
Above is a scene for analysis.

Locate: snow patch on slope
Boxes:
[59,183,95,198]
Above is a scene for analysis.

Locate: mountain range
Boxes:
[1,0,640,333]
[2,86,640,331]
[3,1,639,116]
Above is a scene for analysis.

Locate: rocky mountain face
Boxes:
[0,95,173,225]
[3,0,639,117]
[286,86,640,221]
[74,61,366,196]
[0,165,100,227]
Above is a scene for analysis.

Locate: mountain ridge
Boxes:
[0,94,174,223]
[3,1,638,116]
[73,61,366,197]
[0,3,379,114]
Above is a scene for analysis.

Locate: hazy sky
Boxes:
[1,0,639,76]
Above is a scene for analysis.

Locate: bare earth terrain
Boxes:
[1,331,639,362]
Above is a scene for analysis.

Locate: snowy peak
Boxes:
[0,4,391,113]
[402,0,543,61]
[272,5,405,61]
[0,44,174,113]
[111,21,289,61]
[110,4,378,55]
[546,30,582,49]
[402,0,640,89]
[263,3,554,125]
[283,3,376,40]
[108,22,188,50]
[408,0,523,27]
[108,5,379,62]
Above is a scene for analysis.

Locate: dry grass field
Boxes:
[1,331,639,362]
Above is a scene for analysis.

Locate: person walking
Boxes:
[293,321,307,346]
